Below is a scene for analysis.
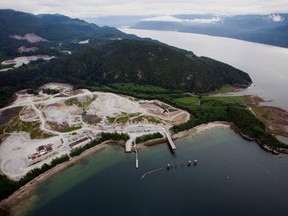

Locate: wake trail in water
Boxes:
[141,168,163,179]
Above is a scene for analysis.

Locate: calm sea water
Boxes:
[20,128,288,216]
[121,28,288,111]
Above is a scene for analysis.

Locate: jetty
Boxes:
[164,128,176,150]
[135,145,139,169]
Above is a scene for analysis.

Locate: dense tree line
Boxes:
[136,132,163,144]
[0,175,18,201]
[70,132,129,157]
[171,99,286,149]
[42,88,60,95]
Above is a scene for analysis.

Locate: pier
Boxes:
[164,128,176,150]
[135,145,139,169]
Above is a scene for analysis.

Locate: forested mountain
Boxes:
[0,10,252,108]
[1,9,99,40]
[132,14,288,48]
[0,9,134,61]
[50,40,251,92]
[0,39,252,106]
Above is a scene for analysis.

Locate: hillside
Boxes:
[0,39,252,107]
[0,10,252,108]
[50,40,251,92]
[0,9,100,40]
[0,9,133,62]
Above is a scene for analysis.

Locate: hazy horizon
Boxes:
[0,0,288,18]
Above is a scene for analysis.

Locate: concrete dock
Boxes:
[124,125,176,152]
[135,145,139,169]
[164,128,176,150]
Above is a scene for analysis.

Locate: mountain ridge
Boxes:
[0,9,252,108]
[0,9,134,62]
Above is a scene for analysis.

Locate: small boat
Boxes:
[188,160,192,166]
[193,160,198,166]
[167,163,171,170]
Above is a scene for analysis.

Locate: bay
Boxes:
[20,128,288,216]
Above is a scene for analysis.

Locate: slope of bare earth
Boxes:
[10,33,48,43]
[85,93,146,118]
[1,55,54,69]
[17,46,38,53]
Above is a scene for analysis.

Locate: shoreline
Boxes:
[0,121,275,215]
[0,141,112,216]
[134,122,231,151]
[171,122,231,140]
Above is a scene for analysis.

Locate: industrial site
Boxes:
[0,83,189,180]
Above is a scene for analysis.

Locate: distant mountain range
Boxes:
[0,9,252,107]
[85,13,288,48]
[131,14,288,48]
[0,9,136,41]
[84,15,154,28]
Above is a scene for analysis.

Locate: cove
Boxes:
[20,127,288,216]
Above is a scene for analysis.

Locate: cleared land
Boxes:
[0,83,189,180]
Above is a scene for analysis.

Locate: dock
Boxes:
[125,138,133,152]
[135,145,139,169]
[164,128,176,150]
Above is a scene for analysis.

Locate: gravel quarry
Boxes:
[0,83,190,180]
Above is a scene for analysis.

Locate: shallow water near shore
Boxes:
[19,127,288,216]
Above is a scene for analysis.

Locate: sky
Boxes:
[0,0,288,18]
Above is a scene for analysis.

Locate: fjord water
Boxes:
[21,128,288,216]
[121,28,288,111]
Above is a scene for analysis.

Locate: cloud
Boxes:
[141,15,221,24]
[0,0,288,17]
[142,15,182,22]
[183,17,222,24]
[268,14,284,22]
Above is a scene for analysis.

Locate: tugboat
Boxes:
[193,160,198,166]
